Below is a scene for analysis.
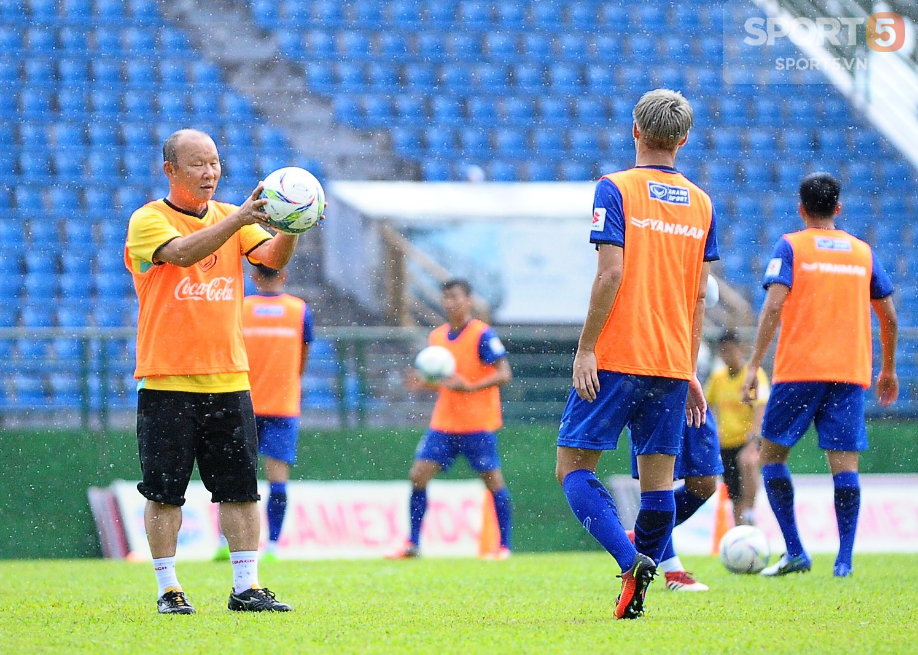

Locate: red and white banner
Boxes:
[102,479,488,561]
[613,474,918,555]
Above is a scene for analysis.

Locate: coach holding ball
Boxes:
[124,128,301,614]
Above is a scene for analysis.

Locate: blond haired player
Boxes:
[125,129,309,614]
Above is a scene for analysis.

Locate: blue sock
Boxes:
[562,469,636,571]
[659,485,710,562]
[634,490,676,564]
[833,471,860,569]
[267,482,287,543]
[492,488,513,549]
[409,488,427,546]
[674,485,709,526]
[762,463,804,557]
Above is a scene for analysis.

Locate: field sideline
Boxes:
[3,553,914,654]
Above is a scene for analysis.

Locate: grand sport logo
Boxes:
[800,262,867,276]
[630,217,705,240]
[174,276,236,301]
[647,181,691,206]
[815,237,853,252]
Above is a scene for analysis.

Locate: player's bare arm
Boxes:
[155,184,270,267]
[742,284,790,403]
[872,295,899,407]
[442,358,512,392]
[572,244,624,402]
[686,262,712,427]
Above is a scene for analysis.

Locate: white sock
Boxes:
[152,556,180,596]
[266,540,278,554]
[659,556,684,574]
[230,551,260,593]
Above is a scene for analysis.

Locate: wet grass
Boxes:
[2,552,915,653]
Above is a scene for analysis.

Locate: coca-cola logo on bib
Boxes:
[174,276,236,302]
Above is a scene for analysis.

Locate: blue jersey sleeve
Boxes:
[302,304,314,344]
[704,208,720,261]
[478,328,507,364]
[763,237,794,289]
[870,251,894,299]
[590,177,625,247]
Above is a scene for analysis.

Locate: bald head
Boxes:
[163,129,216,165]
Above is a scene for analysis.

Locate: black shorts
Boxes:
[720,445,743,501]
[136,389,260,506]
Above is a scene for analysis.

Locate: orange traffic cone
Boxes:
[710,482,735,555]
[478,490,500,558]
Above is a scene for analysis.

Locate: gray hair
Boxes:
[632,89,694,151]
[162,128,210,164]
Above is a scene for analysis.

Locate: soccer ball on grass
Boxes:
[719,525,771,574]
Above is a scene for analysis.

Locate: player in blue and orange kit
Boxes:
[743,172,898,578]
[388,279,514,559]
[556,89,718,619]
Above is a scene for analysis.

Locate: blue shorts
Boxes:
[762,382,868,452]
[631,407,724,480]
[557,371,689,456]
[256,416,299,465]
[415,430,502,473]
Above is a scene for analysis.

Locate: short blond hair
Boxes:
[632,89,693,151]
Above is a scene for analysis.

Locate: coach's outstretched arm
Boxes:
[686,262,712,427]
[155,185,271,267]
[572,244,624,402]
[872,296,899,407]
[742,283,790,403]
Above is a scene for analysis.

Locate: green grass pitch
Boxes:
[2,553,915,654]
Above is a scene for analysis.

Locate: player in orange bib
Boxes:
[125,129,305,614]
[388,279,514,560]
[213,263,313,562]
[555,90,717,619]
[743,172,898,578]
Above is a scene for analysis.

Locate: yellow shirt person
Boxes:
[706,365,771,449]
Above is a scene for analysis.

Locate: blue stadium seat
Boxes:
[458,128,490,158]
[159,27,188,52]
[311,0,342,28]
[121,26,156,54]
[568,2,597,29]
[485,32,517,61]
[377,32,410,60]
[125,60,157,90]
[339,31,371,60]
[50,373,82,406]
[91,90,121,118]
[363,95,394,126]
[60,273,93,301]
[189,60,220,87]
[353,2,383,27]
[458,0,491,29]
[305,62,333,93]
[403,63,435,91]
[0,26,21,55]
[532,128,564,155]
[711,129,742,155]
[881,162,915,190]
[367,62,399,90]
[127,0,158,24]
[390,127,422,157]
[20,89,52,119]
[93,304,126,328]
[513,63,543,93]
[0,272,23,301]
[123,148,154,178]
[585,65,614,92]
[13,374,47,403]
[473,63,507,89]
[24,274,58,299]
[424,126,456,155]
[220,93,254,119]
[629,35,659,62]
[574,97,605,126]
[95,273,132,299]
[332,96,360,126]
[467,96,498,127]
[522,33,552,62]
[19,151,51,182]
[94,27,124,55]
[0,303,18,327]
[61,251,93,273]
[158,93,187,120]
[569,128,599,153]
[523,160,557,182]
[426,1,457,27]
[86,148,122,183]
[532,2,562,27]
[742,160,776,191]
[422,159,451,181]
[58,89,88,118]
[489,160,518,182]
[549,63,581,92]
[493,128,526,159]
[24,58,54,85]
[26,27,56,54]
[392,95,425,125]
[500,97,533,125]
[96,249,125,273]
[747,129,778,157]
[537,96,570,126]
[558,34,589,64]
[496,3,525,28]
[431,96,463,125]
[818,129,848,157]
[20,123,49,149]
[24,251,55,274]
[559,161,592,181]
[417,32,445,62]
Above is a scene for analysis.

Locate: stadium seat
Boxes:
[467,96,498,127]
[501,97,534,125]
[496,3,525,28]
[513,63,544,93]
[368,62,399,90]
[123,26,157,54]
[25,27,56,54]
[537,96,570,126]
[447,33,479,61]
[522,33,552,62]
[431,96,463,125]
[377,32,411,60]
[422,159,451,181]
[60,273,93,301]
[339,31,372,60]
[403,63,435,92]
[390,127,422,157]
[424,126,456,156]
[532,128,564,154]
[559,160,592,181]
[91,90,122,118]
[489,160,518,182]
[24,274,58,299]
[493,129,526,159]
[548,64,581,92]
[523,160,557,182]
